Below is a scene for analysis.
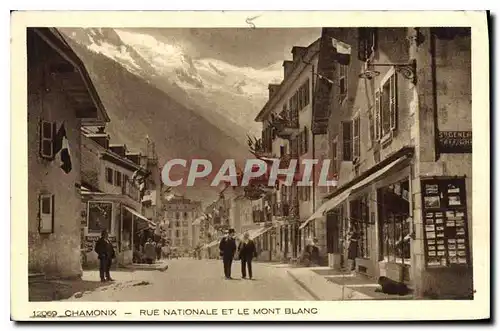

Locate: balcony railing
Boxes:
[122,180,140,201]
[272,110,299,140]
[252,209,272,223]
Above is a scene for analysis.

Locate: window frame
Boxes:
[39,193,54,234]
[114,170,122,187]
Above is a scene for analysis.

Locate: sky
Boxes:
[121,28,322,69]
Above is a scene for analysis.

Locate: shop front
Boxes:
[81,192,151,268]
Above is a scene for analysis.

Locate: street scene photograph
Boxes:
[21,20,481,306]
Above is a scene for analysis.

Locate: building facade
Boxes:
[27,28,110,278]
[163,195,202,253]
[253,37,342,263]
[80,127,154,267]
[306,27,472,299]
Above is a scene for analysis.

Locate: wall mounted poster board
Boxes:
[421,177,470,268]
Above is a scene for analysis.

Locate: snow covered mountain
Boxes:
[61,28,283,140]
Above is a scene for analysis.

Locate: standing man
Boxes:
[238,233,257,280]
[95,229,115,282]
[219,229,237,279]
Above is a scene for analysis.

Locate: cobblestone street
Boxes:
[62,259,313,301]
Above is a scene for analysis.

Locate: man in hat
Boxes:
[219,228,237,279]
[94,229,116,282]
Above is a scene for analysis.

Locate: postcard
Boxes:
[10,10,490,322]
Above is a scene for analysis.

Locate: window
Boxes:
[176,212,180,219]
[338,64,348,102]
[114,170,122,187]
[39,194,54,234]
[353,115,361,160]
[358,28,377,62]
[106,168,113,184]
[88,201,113,233]
[184,212,188,219]
[375,71,398,142]
[40,121,55,159]
[176,220,180,227]
[175,230,180,238]
[183,230,188,237]
[298,127,309,156]
[342,121,353,161]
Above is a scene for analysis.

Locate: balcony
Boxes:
[272,110,299,140]
[122,180,140,201]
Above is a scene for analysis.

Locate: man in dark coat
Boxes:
[94,230,116,282]
[238,233,257,279]
[219,229,237,279]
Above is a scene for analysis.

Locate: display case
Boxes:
[421,177,470,268]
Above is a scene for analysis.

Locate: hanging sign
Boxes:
[437,131,472,153]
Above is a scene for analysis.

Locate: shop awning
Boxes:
[244,225,274,240]
[300,155,409,230]
[123,206,156,230]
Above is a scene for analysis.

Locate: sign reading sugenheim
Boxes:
[161,158,338,187]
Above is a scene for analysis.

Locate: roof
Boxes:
[32,28,110,124]
[254,38,321,122]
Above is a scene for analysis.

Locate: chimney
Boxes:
[268,84,280,99]
[90,134,110,149]
[291,46,307,62]
[126,152,141,165]
[283,61,294,80]
[110,144,127,157]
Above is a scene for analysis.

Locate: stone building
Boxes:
[305,27,472,299]
[27,28,110,278]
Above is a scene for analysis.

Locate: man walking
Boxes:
[238,233,257,280]
[219,229,237,279]
[94,230,115,282]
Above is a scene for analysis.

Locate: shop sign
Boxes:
[437,131,472,153]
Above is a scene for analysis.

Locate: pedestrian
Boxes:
[155,241,162,261]
[219,229,237,279]
[144,238,156,264]
[238,233,257,280]
[94,229,115,282]
[347,224,359,271]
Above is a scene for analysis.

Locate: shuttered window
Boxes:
[375,71,398,142]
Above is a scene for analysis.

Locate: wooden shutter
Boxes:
[39,194,54,234]
[389,74,398,131]
[353,117,360,159]
[342,121,353,161]
[332,139,338,174]
[40,121,55,159]
[304,127,309,153]
[374,90,381,141]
